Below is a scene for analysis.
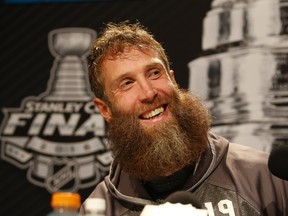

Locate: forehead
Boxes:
[102,47,164,73]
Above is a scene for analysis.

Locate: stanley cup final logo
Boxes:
[0,28,112,192]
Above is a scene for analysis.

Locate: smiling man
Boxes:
[81,22,288,216]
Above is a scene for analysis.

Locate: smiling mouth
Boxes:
[139,105,167,120]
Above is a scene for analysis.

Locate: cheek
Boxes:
[159,81,176,96]
[112,93,138,113]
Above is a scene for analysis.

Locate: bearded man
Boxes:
[80,22,288,216]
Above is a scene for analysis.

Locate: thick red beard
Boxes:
[107,88,211,180]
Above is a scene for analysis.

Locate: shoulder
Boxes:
[209,133,270,182]
[214,139,272,188]
[80,180,107,214]
[84,179,108,200]
[209,132,269,165]
[227,142,269,165]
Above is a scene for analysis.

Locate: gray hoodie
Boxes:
[80,133,288,216]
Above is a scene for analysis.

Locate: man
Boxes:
[81,21,288,216]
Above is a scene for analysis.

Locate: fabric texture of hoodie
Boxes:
[80,133,288,216]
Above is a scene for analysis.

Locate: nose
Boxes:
[138,79,157,102]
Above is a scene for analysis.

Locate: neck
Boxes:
[142,166,194,201]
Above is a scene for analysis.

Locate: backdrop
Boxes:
[1,0,287,215]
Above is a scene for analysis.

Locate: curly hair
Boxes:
[87,21,171,101]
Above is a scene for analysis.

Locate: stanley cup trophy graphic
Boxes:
[45,28,94,101]
[189,0,288,152]
[0,28,112,192]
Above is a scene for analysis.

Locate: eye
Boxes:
[148,70,161,79]
[119,79,134,90]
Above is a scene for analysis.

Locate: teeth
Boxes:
[142,107,164,119]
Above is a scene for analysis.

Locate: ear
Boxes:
[169,70,177,85]
[93,97,112,123]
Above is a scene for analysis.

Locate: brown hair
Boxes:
[87,21,171,101]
